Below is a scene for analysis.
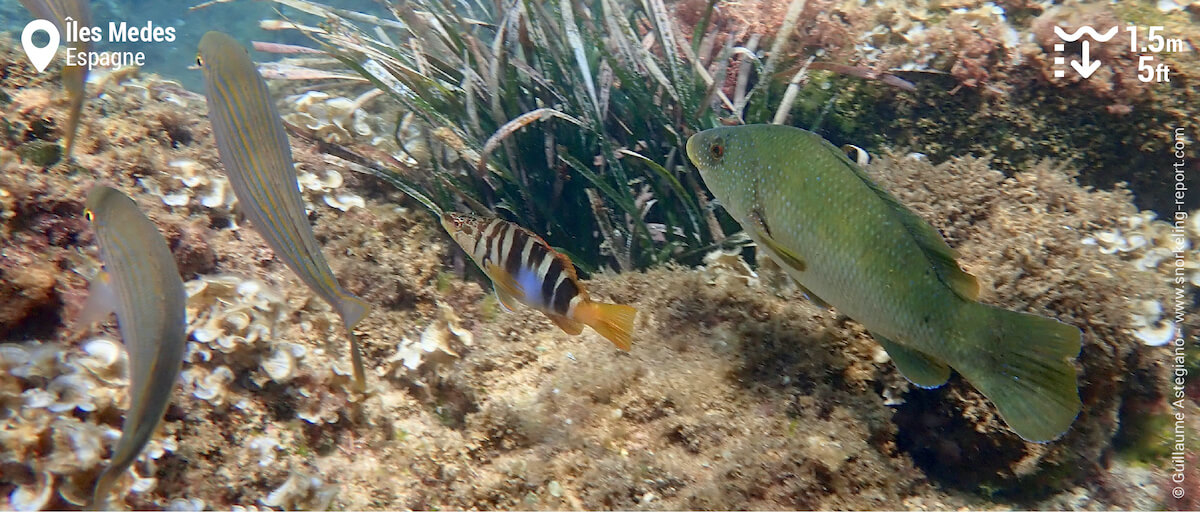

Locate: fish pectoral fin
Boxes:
[747,212,807,273]
[79,271,117,326]
[494,287,519,312]
[485,263,526,302]
[874,334,951,388]
[546,313,585,335]
[756,231,807,273]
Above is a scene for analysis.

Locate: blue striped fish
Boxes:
[19,0,91,158]
[81,185,186,509]
[442,213,636,350]
[197,31,371,390]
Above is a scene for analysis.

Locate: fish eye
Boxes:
[84,209,94,222]
[196,55,203,67]
[709,142,724,160]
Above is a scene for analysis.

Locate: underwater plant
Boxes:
[262,0,814,273]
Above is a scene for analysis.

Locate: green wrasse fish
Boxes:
[19,0,91,158]
[686,124,1081,442]
[197,31,371,390]
[81,186,186,509]
[443,213,637,350]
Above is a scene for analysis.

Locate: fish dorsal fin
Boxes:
[517,224,582,284]
[824,139,979,301]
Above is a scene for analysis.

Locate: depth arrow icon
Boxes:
[1071,40,1102,79]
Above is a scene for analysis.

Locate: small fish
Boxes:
[442,213,637,350]
[81,185,187,509]
[19,0,91,158]
[687,124,1081,442]
[197,31,371,390]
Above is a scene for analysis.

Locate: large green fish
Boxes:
[686,124,1081,442]
[81,185,187,509]
[197,31,371,391]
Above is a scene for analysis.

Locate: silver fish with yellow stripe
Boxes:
[19,0,91,158]
[197,31,371,390]
[442,212,637,350]
[81,185,186,509]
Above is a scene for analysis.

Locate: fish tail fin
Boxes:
[347,328,368,393]
[337,293,371,392]
[956,305,1082,442]
[337,292,371,328]
[574,301,637,351]
[63,66,86,160]
[89,467,119,510]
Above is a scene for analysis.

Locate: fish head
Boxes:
[197,31,251,81]
[686,126,762,220]
[84,185,133,229]
[441,212,487,247]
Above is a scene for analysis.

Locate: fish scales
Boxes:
[687,124,1081,442]
[441,213,635,350]
[83,186,186,509]
[198,31,370,389]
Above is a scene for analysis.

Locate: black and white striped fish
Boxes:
[442,213,636,350]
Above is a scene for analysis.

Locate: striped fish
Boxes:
[19,0,91,158]
[197,31,371,390]
[81,185,186,509]
[442,213,636,350]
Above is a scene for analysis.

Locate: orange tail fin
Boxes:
[575,301,637,350]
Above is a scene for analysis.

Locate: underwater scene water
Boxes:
[0,0,1197,510]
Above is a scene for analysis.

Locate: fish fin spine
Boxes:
[956,305,1082,442]
[574,301,637,351]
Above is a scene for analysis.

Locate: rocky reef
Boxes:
[681,0,1200,215]
[0,12,1193,512]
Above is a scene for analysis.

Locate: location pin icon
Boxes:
[22,19,60,73]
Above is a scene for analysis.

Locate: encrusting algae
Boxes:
[0,0,1192,510]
